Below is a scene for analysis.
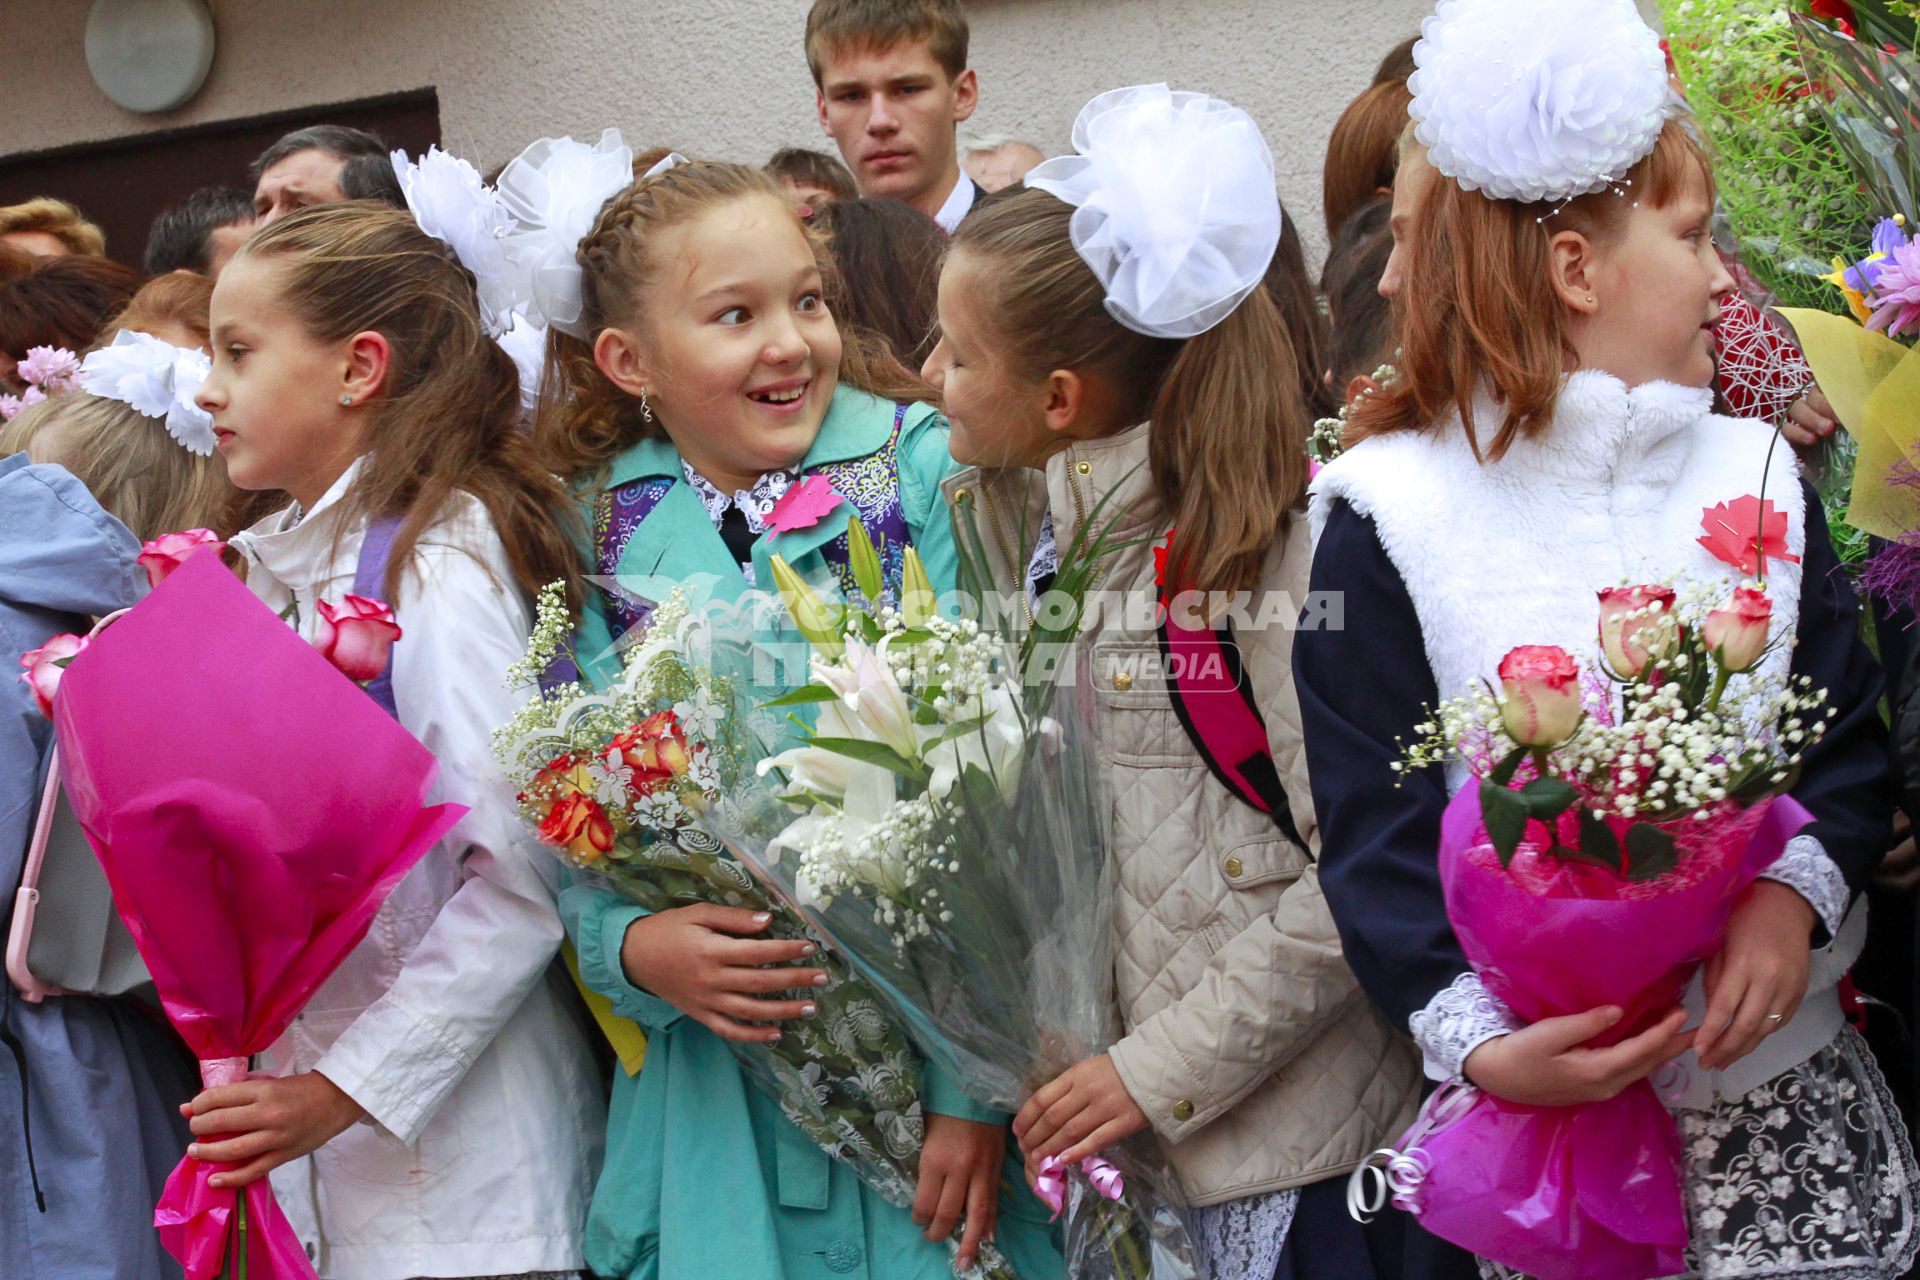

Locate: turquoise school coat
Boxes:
[560,388,1063,1280]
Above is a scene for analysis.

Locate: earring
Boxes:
[340,394,353,406]
[1586,295,1596,306]
[639,387,654,424]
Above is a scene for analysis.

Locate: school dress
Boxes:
[230,459,605,1280]
[560,385,1064,1280]
[0,454,199,1280]
[1296,372,1920,1279]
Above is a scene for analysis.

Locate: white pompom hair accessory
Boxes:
[1025,84,1282,340]
[76,329,216,455]
[390,146,520,337]
[1408,0,1670,206]
[493,129,635,339]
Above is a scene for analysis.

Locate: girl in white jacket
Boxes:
[183,204,604,1280]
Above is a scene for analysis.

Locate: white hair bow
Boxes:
[1408,0,1669,205]
[1025,84,1281,340]
[77,330,216,456]
[390,145,520,336]
[494,129,636,339]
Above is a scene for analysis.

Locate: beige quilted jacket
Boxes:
[942,424,1420,1207]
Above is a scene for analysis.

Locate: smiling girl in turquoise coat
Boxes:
[531,157,1062,1280]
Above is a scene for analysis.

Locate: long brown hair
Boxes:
[236,203,581,606]
[1322,78,1414,242]
[536,160,931,483]
[953,187,1310,597]
[1349,121,1715,460]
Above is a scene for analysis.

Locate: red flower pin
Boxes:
[1698,496,1800,578]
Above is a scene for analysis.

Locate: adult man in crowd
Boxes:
[0,198,106,258]
[959,134,1045,193]
[807,0,980,232]
[144,186,255,277]
[250,124,402,225]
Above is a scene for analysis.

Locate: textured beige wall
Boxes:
[1,0,1440,263]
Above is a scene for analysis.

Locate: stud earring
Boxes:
[639,387,654,424]
[1586,295,1596,306]
[340,394,353,406]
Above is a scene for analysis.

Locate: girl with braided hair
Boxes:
[522,155,1062,1280]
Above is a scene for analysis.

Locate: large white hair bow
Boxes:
[1025,84,1280,340]
[391,145,519,336]
[1409,0,1669,205]
[77,330,216,455]
[494,129,635,339]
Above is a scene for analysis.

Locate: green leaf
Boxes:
[1577,808,1621,868]
[1489,745,1529,789]
[1480,781,1529,867]
[925,714,991,748]
[804,736,927,782]
[1623,823,1679,882]
[847,519,885,604]
[1520,776,1578,821]
[759,684,841,708]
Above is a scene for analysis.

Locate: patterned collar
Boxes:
[680,461,799,536]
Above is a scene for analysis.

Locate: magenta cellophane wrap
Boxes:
[50,552,467,1279]
[1393,785,1812,1280]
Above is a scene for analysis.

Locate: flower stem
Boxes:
[1706,666,1732,714]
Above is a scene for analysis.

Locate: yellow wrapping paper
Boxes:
[563,938,648,1076]
[1775,307,1920,541]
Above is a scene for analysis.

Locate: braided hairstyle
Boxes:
[535,160,931,484]
[238,203,582,609]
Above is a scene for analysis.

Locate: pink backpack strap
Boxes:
[1158,599,1307,853]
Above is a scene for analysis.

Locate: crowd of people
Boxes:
[2,1,1915,1280]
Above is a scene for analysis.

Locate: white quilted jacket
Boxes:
[943,424,1421,1206]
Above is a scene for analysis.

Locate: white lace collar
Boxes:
[679,461,799,536]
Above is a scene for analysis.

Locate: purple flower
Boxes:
[1865,238,1920,340]
[15,345,79,392]
[1845,217,1912,294]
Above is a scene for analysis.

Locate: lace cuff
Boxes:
[1759,832,1849,941]
[1409,971,1521,1082]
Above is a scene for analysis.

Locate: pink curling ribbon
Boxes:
[1034,1154,1127,1223]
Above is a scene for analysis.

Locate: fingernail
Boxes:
[187,1144,202,1159]
[801,1003,818,1018]
[766,1031,782,1043]
[812,973,830,987]
[753,912,772,925]
[801,942,818,956]
[209,1175,225,1188]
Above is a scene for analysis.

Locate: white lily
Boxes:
[815,634,922,761]
[924,680,1027,801]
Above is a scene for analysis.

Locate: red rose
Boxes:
[314,595,402,683]
[137,528,226,589]
[1809,0,1856,25]
[539,792,615,864]
[1497,645,1583,748]
[18,633,89,719]
[608,710,695,796]
[1703,585,1773,673]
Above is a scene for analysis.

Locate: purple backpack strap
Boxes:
[1158,597,1307,853]
[350,516,405,719]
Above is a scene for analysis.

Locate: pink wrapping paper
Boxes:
[1396,786,1811,1280]
[51,553,465,1279]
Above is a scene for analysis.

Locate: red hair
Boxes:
[1348,120,1715,459]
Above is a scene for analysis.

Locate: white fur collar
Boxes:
[1310,370,1804,791]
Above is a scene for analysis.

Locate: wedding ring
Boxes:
[1766,1012,1786,1023]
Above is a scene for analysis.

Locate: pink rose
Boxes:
[1702,585,1772,674]
[1497,645,1584,748]
[1597,585,1680,679]
[137,528,227,589]
[19,633,89,718]
[16,345,79,393]
[314,595,402,683]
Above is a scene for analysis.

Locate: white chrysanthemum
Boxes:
[494,129,634,338]
[77,329,216,455]
[391,146,519,335]
[1408,0,1670,204]
[1025,84,1280,339]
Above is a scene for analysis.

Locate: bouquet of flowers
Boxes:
[693,533,1199,1280]
[495,580,1022,1280]
[1352,510,1831,1280]
[1662,0,1879,310]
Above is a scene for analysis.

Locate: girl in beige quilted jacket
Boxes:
[918,85,1437,1280]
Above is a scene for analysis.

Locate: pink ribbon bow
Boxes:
[1034,1153,1126,1222]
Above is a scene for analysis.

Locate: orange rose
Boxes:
[539,791,614,863]
[608,711,695,796]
